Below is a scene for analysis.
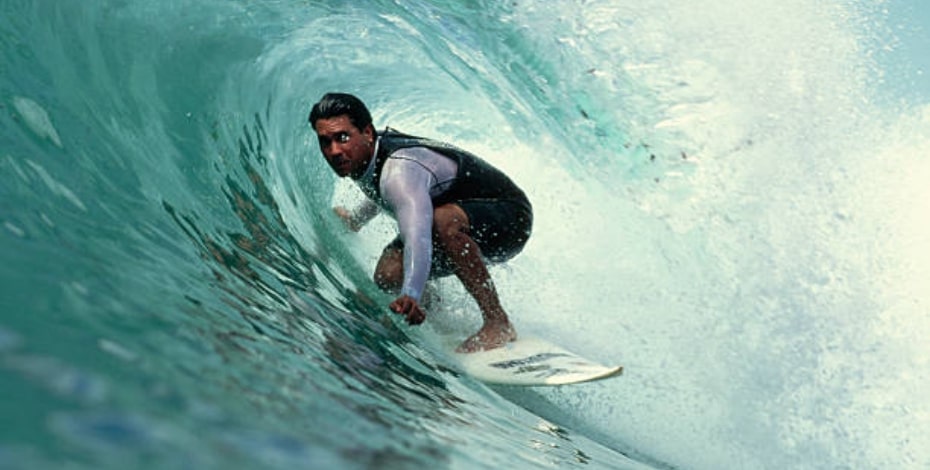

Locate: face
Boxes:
[313,115,375,179]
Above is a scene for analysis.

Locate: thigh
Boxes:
[456,198,533,263]
[384,196,533,280]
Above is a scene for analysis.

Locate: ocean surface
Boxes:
[2,1,929,469]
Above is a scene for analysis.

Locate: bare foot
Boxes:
[456,322,517,353]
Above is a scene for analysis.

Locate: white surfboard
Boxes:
[452,336,623,386]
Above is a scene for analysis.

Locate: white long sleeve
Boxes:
[378,148,457,300]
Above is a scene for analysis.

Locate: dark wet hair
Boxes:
[308,93,373,132]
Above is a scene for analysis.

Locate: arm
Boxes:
[334,199,380,232]
[379,158,435,302]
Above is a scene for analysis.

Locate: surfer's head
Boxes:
[310,93,377,179]
[309,92,373,135]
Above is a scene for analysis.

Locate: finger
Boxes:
[407,309,425,325]
[390,299,411,315]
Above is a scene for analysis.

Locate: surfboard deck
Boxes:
[451,335,622,386]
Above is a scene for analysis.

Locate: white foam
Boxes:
[499,1,930,468]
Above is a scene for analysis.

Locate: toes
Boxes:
[455,335,482,353]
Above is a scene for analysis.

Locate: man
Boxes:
[309,92,533,353]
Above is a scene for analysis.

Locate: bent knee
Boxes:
[374,254,404,293]
[432,204,469,242]
[374,270,402,293]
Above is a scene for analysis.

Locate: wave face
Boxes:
[2,1,929,468]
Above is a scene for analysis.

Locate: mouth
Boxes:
[329,157,349,175]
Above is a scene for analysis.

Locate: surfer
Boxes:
[309,93,533,353]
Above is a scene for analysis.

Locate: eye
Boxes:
[335,132,351,143]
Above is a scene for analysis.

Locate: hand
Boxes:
[389,295,426,325]
[333,206,360,232]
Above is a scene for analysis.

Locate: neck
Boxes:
[351,136,381,181]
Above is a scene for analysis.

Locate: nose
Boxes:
[322,140,342,157]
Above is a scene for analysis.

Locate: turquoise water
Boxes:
[2,1,929,469]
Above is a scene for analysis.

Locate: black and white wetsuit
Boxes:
[351,129,532,301]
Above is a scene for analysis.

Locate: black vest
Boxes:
[359,129,528,208]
